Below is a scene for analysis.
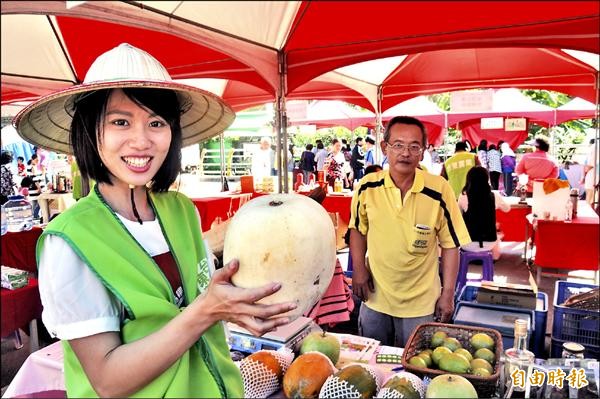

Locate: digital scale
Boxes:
[227,317,313,353]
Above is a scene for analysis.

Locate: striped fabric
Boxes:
[304,259,355,326]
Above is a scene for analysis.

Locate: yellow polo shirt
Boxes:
[349,169,471,318]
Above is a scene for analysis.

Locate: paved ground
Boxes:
[2,233,595,393]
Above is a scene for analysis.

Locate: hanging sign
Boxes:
[481,117,504,129]
[450,90,494,112]
[505,118,527,131]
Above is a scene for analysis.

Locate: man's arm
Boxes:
[435,246,459,322]
[349,229,374,301]
[440,163,448,179]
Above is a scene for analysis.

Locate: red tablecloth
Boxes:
[1,278,43,337]
[496,205,530,242]
[1,228,44,273]
[530,202,599,271]
[192,194,252,232]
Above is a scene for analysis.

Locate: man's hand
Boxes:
[434,291,454,323]
[352,266,374,302]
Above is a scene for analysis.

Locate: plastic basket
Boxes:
[456,283,548,358]
[402,322,503,398]
[550,337,600,359]
[552,281,600,348]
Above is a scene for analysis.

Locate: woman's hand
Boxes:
[194,259,297,337]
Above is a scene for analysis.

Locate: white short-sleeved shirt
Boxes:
[39,212,212,340]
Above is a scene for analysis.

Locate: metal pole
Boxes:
[219,133,227,191]
[374,86,383,164]
[277,50,289,193]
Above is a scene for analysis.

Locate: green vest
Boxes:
[37,187,243,398]
[444,152,477,198]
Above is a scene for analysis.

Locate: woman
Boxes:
[14,43,294,398]
[1,151,16,205]
[458,166,509,259]
[325,138,347,187]
[487,144,502,190]
[500,142,517,196]
[477,140,488,169]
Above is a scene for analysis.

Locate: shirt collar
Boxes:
[384,168,425,193]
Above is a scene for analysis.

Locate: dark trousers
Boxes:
[503,172,514,195]
[490,171,501,190]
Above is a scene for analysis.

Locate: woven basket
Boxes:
[401,322,503,398]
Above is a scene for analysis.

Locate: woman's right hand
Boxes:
[193,259,297,337]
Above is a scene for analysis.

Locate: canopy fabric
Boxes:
[459,119,530,150]
[555,97,598,124]
[2,1,598,102]
[289,100,375,131]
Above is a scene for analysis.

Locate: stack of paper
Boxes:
[1,266,29,290]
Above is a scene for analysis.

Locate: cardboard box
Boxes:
[476,282,537,310]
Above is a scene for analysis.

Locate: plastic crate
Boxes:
[456,284,548,358]
[550,337,600,359]
[453,302,535,355]
[552,281,600,348]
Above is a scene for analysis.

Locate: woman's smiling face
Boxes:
[98,89,172,188]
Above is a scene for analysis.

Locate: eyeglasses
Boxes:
[385,142,423,154]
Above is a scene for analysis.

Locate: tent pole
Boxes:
[276,50,289,193]
[375,86,383,164]
[219,132,227,191]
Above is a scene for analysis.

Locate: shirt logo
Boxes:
[197,258,209,293]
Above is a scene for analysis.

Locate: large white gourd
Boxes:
[223,193,337,320]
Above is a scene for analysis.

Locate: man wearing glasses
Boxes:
[348,116,470,347]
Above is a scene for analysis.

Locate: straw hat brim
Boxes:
[13,80,235,155]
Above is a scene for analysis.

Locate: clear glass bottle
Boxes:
[503,319,535,398]
[564,199,573,222]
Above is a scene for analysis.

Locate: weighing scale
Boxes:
[228,316,313,353]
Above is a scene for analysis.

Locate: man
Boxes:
[350,137,365,183]
[251,136,274,181]
[582,138,597,205]
[441,141,479,198]
[515,137,559,193]
[364,136,376,167]
[349,116,470,347]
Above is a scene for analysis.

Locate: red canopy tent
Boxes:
[555,97,598,125]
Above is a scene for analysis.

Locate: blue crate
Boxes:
[550,337,600,359]
[453,302,535,355]
[456,284,548,358]
[552,281,600,348]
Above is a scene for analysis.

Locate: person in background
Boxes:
[325,138,347,188]
[19,176,42,220]
[441,141,479,199]
[500,142,516,196]
[487,144,502,190]
[561,161,584,194]
[350,137,365,183]
[312,139,323,155]
[464,139,475,153]
[287,144,295,173]
[299,143,316,184]
[363,136,376,167]
[349,116,470,347]
[477,140,488,169]
[515,137,559,193]
[428,144,440,164]
[1,151,16,205]
[458,166,509,260]
[19,43,293,398]
[17,156,26,177]
[251,136,274,182]
[581,138,597,205]
[314,141,328,177]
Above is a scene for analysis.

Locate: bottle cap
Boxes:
[514,319,528,336]
[563,342,585,353]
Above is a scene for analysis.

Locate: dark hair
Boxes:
[306,143,314,151]
[535,138,550,152]
[20,176,34,188]
[365,164,383,175]
[70,88,182,192]
[497,140,505,149]
[1,151,13,165]
[478,140,488,151]
[462,166,496,243]
[365,136,375,145]
[341,139,348,145]
[332,138,340,145]
[317,142,324,149]
[383,116,427,147]
[17,156,24,162]
[455,141,468,152]
[488,144,497,151]
[355,137,363,144]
